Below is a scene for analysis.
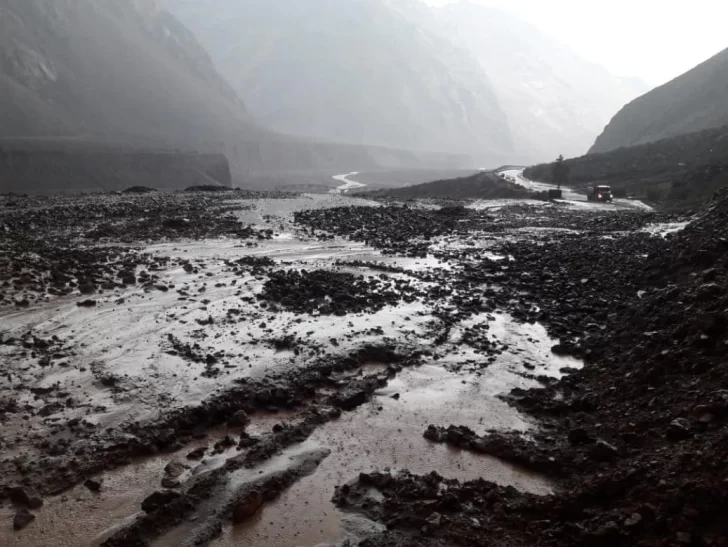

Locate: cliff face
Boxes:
[0,0,252,147]
[590,48,728,154]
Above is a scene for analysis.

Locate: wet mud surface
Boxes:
[2,185,724,546]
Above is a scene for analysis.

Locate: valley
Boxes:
[4,184,721,547]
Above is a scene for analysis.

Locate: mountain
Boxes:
[0,0,478,190]
[164,0,515,164]
[0,0,254,149]
[369,170,532,199]
[524,124,728,209]
[429,1,650,161]
[591,48,728,154]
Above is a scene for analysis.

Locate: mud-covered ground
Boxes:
[2,185,723,547]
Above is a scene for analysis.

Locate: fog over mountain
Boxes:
[591,47,728,154]
[166,0,516,163]
[430,2,650,159]
[167,0,648,163]
[0,0,478,188]
[1,0,656,191]
[0,0,252,148]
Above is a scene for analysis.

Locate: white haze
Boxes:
[422,0,728,86]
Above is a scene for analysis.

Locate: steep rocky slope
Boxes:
[591,47,728,154]
[0,0,472,191]
[165,0,515,162]
[0,0,252,148]
[525,125,728,208]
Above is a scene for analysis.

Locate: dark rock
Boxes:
[667,418,692,440]
[589,439,620,462]
[141,490,181,513]
[164,461,189,479]
[228,410,250,428]
[232,490,264,523]
[13,509,35,530]
[78,283,96,295]
[84,478,102,492]
[186,447,206,460]
[567,428,593,445]
[9,487,42,508]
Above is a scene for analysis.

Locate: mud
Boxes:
[2,183,722,547]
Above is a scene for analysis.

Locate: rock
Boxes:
[624,513,643,527]
[84,478,102,492]
[593,521,620,537]
[589,439,619,462]
[164,461,189,479]
[187,447,206,460]
[228,410,250,427]
[232,490,264,523]
[426,512,442,528]
[141,490,181,513]
[13,509,35,530]
[78,282,96,295]
[423,425,443,442]
[667,418,692,440]
[333,388,368,411]
[446,427,465,445]
[161,477,181,489]
[567,428,593,445]
[9,487,42,509]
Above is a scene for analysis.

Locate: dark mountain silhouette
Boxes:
[525,124,728,208]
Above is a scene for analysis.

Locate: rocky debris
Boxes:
[228,410,250,428]
[232,490,264,523]
[84,478,102,492]
[122,186,157,194]
[336,191,728,546]
[295,205,461,257]
[13,508,36,530]
[9,486,43,509]
[141,490,182,513]
[260,269,409,315]
[4,187,725,547]
[186,447,206,461]
[184,185,231,192]
[423,426,562,474]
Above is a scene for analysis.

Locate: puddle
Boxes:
[203,315,576,547]
[0,194,585,547]
[0,415,292,547]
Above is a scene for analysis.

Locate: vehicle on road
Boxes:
[588,185,613,202]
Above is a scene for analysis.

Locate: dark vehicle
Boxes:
[588,185,613,202]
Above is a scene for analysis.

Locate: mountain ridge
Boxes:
[590,47,728,154]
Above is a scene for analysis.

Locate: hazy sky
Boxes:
[422,0,728,86]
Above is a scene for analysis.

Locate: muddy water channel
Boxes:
[0,193,589,546]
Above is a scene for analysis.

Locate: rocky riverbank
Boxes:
[1,188,722,547]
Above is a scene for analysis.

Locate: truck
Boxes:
[588,185,613,203]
